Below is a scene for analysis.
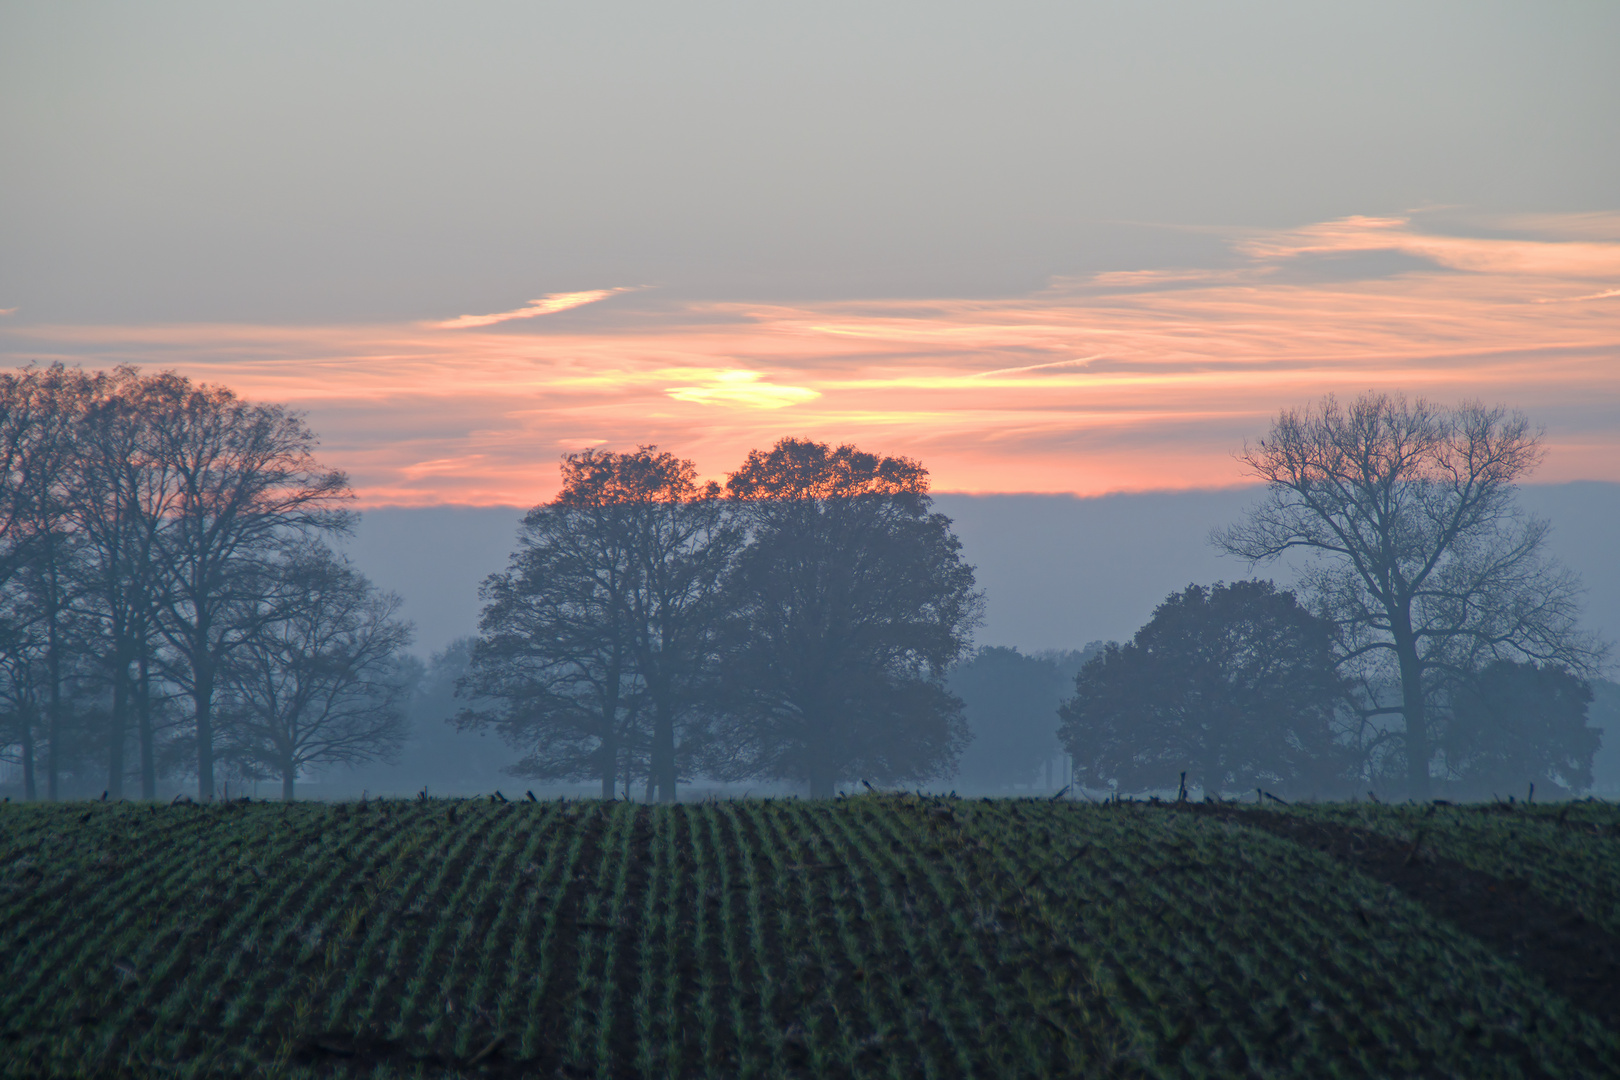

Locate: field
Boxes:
[2,795,1618,1079]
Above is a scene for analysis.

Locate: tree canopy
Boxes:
[947,646,1083,791]
[461,447,739,801]
[1058,580,1348,798]
[714,439,979,796]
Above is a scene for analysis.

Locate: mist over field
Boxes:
[344,486,1620,660]
[326,483,1620,800]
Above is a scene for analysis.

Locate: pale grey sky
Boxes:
[4,1,1617,323]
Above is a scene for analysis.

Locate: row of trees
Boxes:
[459,440,981,800]
[0,366,411,801]
[1,371,1602,803]
[1060,394,1607,799]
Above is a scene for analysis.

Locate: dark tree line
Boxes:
[459,440,982,800]
[0,366,412,801]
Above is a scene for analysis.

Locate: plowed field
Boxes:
[2,795,1617,1079]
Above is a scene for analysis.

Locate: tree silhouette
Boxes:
[947,646,1074,790]
[715,439,979,797]
[1216,393,1605,798]
[222,543,411,800]
[1059,581,1347,798]
[462,447,736,800]
[148,377,353,800]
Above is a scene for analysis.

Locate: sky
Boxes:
[3,1,1619,505]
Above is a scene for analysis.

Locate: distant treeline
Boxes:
[0,370,1608,802]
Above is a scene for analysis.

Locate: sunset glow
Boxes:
[5,215,1618,506]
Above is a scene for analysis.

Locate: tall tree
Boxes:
[148,377,352,800]
[1216,394,1605,798]
[222,543,412,799]
[716,439,979,797]
[580,449,739,803]
[66,369,179,799]
[460,456,645,799]
[1057,581,1348,798]
[0,366,90,798]
[6,368,98,799]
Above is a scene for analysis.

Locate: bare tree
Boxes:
[1215,393,1606,798]
[222,544,411,800]
[1,368,99,799]
[66,370,181,799]
[148,377,353,800]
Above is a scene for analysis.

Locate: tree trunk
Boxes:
[45,690,60,800]
[282,769,295,801]
[137,653,156,800]
[653,704,677,804]
[46,597,61,802]
[20,712,36,801]
[107,665,128,800]
[600,727,617,801]
[808,767,836,799]
[1392,613,1429,800]
[194,665,215,802]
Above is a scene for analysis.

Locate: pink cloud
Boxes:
[6,215,1618,507]
[428,288,632,329]
[1240,215,1620,280]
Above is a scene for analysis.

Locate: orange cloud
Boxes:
[5,214,1618,507]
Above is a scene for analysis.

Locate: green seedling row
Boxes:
[1,797,1616,1079]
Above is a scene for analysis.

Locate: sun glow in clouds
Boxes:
[665,370,820,409]
[5,214,1619,506]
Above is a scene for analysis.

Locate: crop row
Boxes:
[932,798,1618,1079]
[2,797,1617,1079]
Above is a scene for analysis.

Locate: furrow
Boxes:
[560,801,635,1075]
[515,800,607,1074]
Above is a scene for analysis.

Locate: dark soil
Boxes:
[1187,804,1620,1029]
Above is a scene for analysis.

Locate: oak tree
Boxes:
[1057,580,1347,797]
[715,439,979,797]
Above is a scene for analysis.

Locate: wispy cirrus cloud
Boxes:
[428,288,633,329]
[1537,288,1620,304]
[1239,215,1620,280]
[4,214,1618,506]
